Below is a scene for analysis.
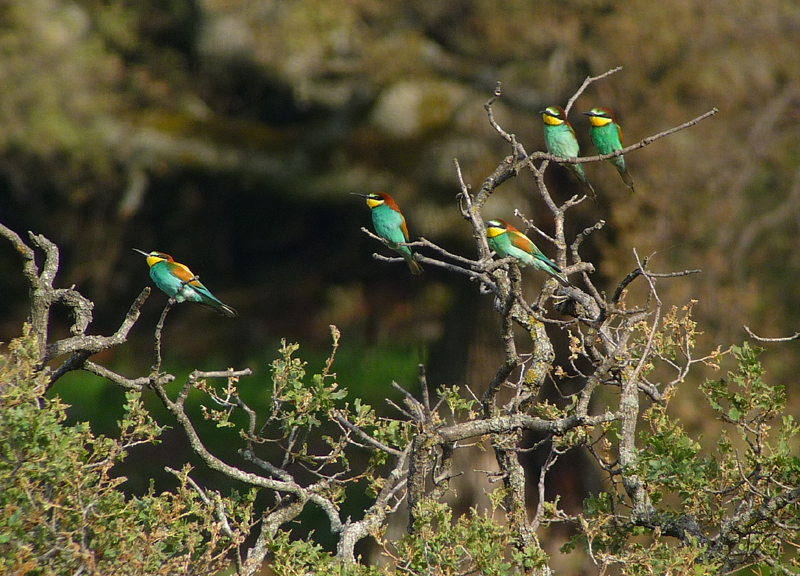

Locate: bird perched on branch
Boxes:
[540,105,596,200]
[485,219,571,287]
[353,192,423,275]
[582,107,635,193]
[134,249,238,317]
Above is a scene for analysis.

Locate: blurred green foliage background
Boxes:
[1,0,800,561]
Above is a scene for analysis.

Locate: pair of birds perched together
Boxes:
[542,106,634,200]
[134,105,629,314]
[353,193,571,287]
[132,193,425,317]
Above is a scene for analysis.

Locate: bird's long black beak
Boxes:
[133,248,150,257]
[351,193,370,198]
[581,111,597,116]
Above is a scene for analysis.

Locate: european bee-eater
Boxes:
[354,192,423,275]
[582,107,635,193]
[133,249,238,317]
[485,219,571,286]
[540,105,596,200]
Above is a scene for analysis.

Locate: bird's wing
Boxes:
[616,123,624,146]
[567,121,578,141]
[508,230,537,256]
[399,214,410,242]
[167,261,203,287]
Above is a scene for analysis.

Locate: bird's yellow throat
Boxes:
[542,114,564,126]
[588,116,612,127]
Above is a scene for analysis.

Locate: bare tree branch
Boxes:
[743,325,800,342]
[564,67,624,115]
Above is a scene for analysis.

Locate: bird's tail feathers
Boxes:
[556,273,575,289]
[572,165,598,202]
[583,179,598,202]
[545,266,573,288]
[219,303,239,318]
[536,259,571,288]
[619,168,635,193]
[198,301,239,318]
[407,255,424,275]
